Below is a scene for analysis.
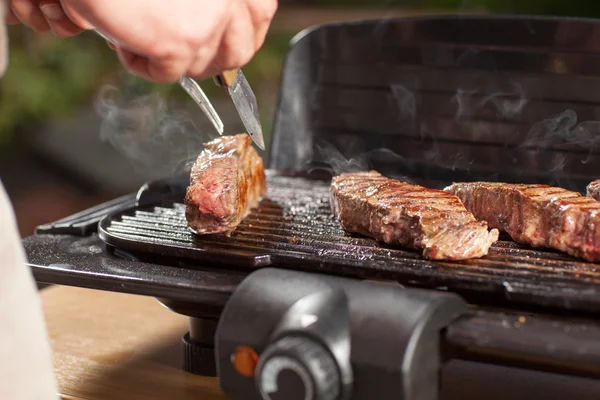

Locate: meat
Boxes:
[587,180,600,201]
[330,171,499,260]
[445,182,600,262]
[184,133,266,235]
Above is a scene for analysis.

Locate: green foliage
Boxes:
[0,29,119,144]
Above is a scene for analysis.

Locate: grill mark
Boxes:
[446,182,600,262]
[331,171,498,260]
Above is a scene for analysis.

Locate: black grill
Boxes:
[99,172,600,313]
[24,16,600,384]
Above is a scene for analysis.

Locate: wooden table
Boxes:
[41,285,226,400]
[42,285,600,400]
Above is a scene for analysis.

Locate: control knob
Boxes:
[256,336,341,400]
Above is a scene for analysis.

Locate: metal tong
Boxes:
[95,30,265,150]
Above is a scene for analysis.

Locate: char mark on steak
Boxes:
[587,180,600,201]
[184,133,266,235]
[446,182,600,262]
[330,171,499,260]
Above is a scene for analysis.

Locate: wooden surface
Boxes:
[41,285,226,400]
[41,285,600,400]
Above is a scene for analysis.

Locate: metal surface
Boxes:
[216,267,467,400]
[99,171,600,314]
[445,308,600,380]
[269,16,600,194]
[179,76,225,135]
[25,234,244,310]
[22,219,600,379]
[24,15,600,384]
[226,70,265,150]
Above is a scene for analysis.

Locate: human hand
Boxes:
[6,0,87,37]
[7,0,277,83]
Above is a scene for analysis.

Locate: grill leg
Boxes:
[182,317,218,376]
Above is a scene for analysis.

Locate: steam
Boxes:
[391,84,416,122]
[94,83,211,178]
[480,82,529,119]
[309,140,413,183]
[453,82,529,121]
[453,88,477,121]
[312,141,368,174]
[523,109,600,165]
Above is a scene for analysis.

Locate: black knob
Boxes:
[256,336,340,400]
[182,332,216,376]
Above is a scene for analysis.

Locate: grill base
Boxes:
[99,171,600,314]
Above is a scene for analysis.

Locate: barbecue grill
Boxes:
[24,15,600,399]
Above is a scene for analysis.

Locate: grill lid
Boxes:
[99,171,600,314]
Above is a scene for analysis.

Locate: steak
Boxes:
[184,133,266,235]
[587,180,600,201]
[445,182,600,262]
[330,171,499,260]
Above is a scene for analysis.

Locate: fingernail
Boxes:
[40,4,65,21]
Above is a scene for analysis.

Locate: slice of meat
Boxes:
[587,179,600,201]
[184,133,266,235]
[330,171,499,260]
[445,182,600,262]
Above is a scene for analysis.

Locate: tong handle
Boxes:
[213,68,239,88]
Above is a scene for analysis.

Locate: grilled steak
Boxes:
[184,133,266,235]
[587,180,600,201]
[446,182,600,262]
[330,171,499,260]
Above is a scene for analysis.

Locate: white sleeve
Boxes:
[0,180,58,399]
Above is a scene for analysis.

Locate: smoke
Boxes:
[453,82,529,122]
[452,88,478,121]
[312,140,369,175]
[94,82,211,178]
[523,109,600,165]
[480,82,529,119]
[523,109,578,148]
[308,140,414,183]
[391,84,416,122]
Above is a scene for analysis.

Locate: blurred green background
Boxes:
[2,0,599,235]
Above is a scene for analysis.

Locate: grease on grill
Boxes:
[101,174,600,311]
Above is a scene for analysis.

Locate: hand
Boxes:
[6,0,87,37]
[7,0,277,83]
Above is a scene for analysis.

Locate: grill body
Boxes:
[101,171,600,314]
[22,15,600,388]
[270,15,600,193]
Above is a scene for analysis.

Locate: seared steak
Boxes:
[446,182,600,262]
[587,180,600,201]
[184,133,266,234]
[330,171,499,260]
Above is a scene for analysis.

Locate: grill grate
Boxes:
[99,173,600,313]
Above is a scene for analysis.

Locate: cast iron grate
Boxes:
[99,173,600,313]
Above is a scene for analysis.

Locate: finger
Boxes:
[184,21,229,81]
[247,0,277,50]
[116,22,223,83]
[10,0,51,33]
[209,5,255,73]
[39,0,84,37]
[58,0,93,30]
[6,7,20,24]
[106,40,117,51]
[116,47,187,84]
[185,45,224,81]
